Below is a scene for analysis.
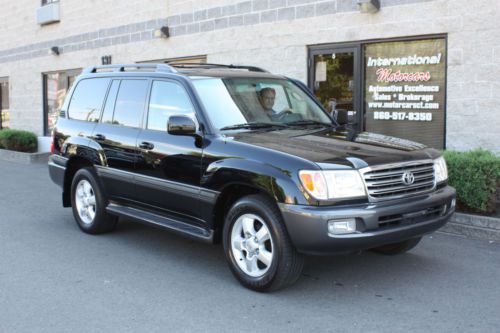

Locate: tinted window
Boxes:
[68,78,109,122]
[113,80,148,128]
[147,81,195,131]
[101,80,120,124]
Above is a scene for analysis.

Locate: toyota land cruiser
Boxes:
[48,63,456,291]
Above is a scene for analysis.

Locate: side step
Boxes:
[106,203,213,243]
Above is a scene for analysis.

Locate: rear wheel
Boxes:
[370,237,422,255]
[70,167,117,234]
[223,194,304,292]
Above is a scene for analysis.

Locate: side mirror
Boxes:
[167,116,197,136]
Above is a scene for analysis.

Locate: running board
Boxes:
[106,203,213,243]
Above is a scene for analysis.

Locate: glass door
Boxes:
[308,46,361,130]
[43,69,81,135]
[0,78,9,130]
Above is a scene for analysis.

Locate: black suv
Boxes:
[49,63,456,291]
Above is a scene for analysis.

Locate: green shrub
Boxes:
[443,149,500,214]
[0,129,38,153]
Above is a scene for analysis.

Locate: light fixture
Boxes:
[154,26,170,38]
[49,46,60,56]
[328,219,357,236]
[357,0,380,13]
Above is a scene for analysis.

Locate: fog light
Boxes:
[328,219,356,236]
[451,198,456,209]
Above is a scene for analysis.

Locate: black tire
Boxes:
[370,237,422,255]
[70,167,117,234]
[222,194,304,292]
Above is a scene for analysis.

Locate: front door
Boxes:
[134,79,204,226]
[309,45,361,130]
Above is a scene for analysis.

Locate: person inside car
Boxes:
[257,87,278,119]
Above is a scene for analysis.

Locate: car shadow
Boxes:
[102,219,447,300]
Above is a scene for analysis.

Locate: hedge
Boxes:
[443,149,500,214]
[0,129,38,153]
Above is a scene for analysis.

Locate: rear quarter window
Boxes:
[67,78,110,122]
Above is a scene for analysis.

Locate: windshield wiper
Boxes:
[284,120,333,128]
[220,122,288,131]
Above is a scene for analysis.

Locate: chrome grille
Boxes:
[361,161,435,200]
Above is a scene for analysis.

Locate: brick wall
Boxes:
[0,0,498,153]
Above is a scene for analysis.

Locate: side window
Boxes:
[101,80,120,124]
[147,81,195,131]
[68,78,110,122]
[112,80,148,128]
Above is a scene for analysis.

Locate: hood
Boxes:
[230,128,439,169]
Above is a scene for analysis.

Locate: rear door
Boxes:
[91,78,149,203]
[134,79,204,224]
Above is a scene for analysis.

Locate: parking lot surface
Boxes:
[0,160,499,333]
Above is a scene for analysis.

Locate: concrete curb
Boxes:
[0,149,49,164]
[440,212,500,242]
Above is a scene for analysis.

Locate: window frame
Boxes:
[42,68,81,136]
[107,78,150,129]
[0,77,9,130]
[66,78,111,124]
[144,79,199,133]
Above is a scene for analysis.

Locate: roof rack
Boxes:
[168,62,269,73]
[82,63,177,74]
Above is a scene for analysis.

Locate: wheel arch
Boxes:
[62,156,94,207]
[212,183,278,244]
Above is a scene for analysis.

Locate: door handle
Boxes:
[94,134,106,141]
[139,142,155,150]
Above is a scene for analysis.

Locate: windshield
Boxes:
[192,77,332,130]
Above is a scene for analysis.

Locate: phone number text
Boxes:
[373,112,432,121]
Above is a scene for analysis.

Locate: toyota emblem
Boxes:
[402,171,415,185]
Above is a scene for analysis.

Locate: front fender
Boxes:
[202,158,308,205]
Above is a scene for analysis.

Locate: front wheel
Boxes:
[370,237,422,255]
[223,195,304,292]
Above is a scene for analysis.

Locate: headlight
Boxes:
[299,170,366,200]
[434,156,448,183]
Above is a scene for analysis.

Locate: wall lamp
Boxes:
[357,0,380,13]
[154,26,170,38]
[49,46,60,56]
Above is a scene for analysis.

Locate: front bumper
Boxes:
[280,186,456,255]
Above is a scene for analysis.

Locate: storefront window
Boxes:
[364,39,446,148]
[312,49,360,127]
[43,69,80,135]
[0,78,9,129]
[309,37,447,149]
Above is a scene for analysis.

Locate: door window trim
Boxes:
[104,78,151,129]
[143,78,200,133]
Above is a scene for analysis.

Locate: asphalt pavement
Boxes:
[0,160,499,333]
